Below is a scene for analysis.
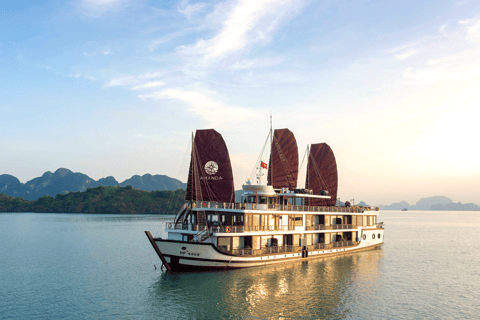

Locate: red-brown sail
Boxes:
[186,129,235,203]
[267,128,298,189]
[306,143,337,206]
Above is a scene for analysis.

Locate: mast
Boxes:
[190,132,194,209]
[270,114,273,147]
[270,115,273,181]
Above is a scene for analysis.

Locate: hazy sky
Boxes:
[2,0,480,206]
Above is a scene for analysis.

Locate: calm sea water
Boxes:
[1,211,479,319]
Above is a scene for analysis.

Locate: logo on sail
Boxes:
[204,161,219,175]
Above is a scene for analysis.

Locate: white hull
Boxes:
[152,228,384,271]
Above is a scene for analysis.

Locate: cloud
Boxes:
[105,72,165,88]
[465,19,480,40]
[178,0,206,19]
[105,75,137,87]
[388,40,424,54]
[178,0,306,65]
[403,49,480,85]
[232,56,285,69]
[140,88,258,127]
[147,31,189,52]
[83,50,112,56]
[132,81,165,90]
[80,0,129,16]
[387,16,480,85]
[458,18,474,25]
[393,49,418,60]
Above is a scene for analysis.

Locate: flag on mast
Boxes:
[260,161,268,169]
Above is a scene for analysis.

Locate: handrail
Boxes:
[220,241,360,256]
[168,223,362,233]
[188,201,379,213]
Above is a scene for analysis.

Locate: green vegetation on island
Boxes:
[0,185,186,214]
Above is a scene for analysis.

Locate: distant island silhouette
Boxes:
[0,168,186,201]
[377,196,480,211]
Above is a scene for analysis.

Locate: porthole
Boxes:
[362,234,366,240]
[372,234,376,239]
[378,233,381,239]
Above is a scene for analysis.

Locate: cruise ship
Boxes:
[145,128,384,271]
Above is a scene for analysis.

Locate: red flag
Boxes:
[260,161,268,169]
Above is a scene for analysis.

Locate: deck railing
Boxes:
[305,224,354,231]
[222,241,359,256]
[191,200,378,213]
[169,224,358,233]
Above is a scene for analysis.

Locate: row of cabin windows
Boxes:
[195,212,376,227]
[217,232,357,251]
[243,196,294,205]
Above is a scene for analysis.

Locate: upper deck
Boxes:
[187,183,378,214]
[189,200,379,215]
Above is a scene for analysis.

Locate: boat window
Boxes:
[233,215,244,225]
[259,196,267,204]
[333,234,342,242]
[207,214,219,222]
[269,238,278,247]
[294,215,303,226]
[363,234,366,240]
[372,234,376,239]
[378,233,381,239]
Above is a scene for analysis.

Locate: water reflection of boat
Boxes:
[148,249,384,319]
[145,127,384,271]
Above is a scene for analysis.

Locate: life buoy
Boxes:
[168,223,172,228]
[252,204,256,210]
[376,207,379,211]
[225,226,231,233]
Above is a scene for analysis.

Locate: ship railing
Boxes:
[306,225,327,231]
[214,225,296,233]
[307,241,358,250]
[231,248,254,256]
[221,242,360,256]
[375,222,384,229]
[225,246,301,256]
[190,200,378,213]
[170,223,358,233]
[305,224,355,231]
[331,224,354,230]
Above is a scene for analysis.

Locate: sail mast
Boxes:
[270,115,273,181]
[190,132,194,208]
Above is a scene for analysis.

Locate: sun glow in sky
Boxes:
[1,0,480,206]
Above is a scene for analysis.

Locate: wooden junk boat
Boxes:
[145,128,384,271]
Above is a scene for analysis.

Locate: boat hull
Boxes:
[149,229,384,271]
